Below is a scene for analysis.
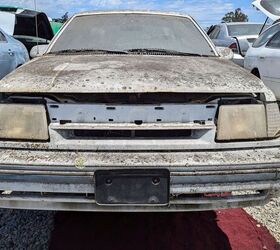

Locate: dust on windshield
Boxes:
[50,13,215,56]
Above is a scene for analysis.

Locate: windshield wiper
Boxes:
[51,48,207,57]
[51,49,129,54]
[124,48,204,57]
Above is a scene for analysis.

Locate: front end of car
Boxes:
[0,88,279,211]
[0,11,279,212]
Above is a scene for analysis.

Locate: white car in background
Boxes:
[0,27,29,79]
[245,1,280,100]
[207,22,268,67]
[252,0,280,22]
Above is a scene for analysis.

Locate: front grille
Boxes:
[73,129,192,139]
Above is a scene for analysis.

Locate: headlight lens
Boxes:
[216,104,267,141]
[0,104,49,141]
[266,102,280,138]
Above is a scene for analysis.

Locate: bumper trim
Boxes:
[171,181,280,194]
[0,190,270,212]
[0,162,278,211]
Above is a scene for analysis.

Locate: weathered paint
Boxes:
[0,54,275,100]
[1,146,280,167]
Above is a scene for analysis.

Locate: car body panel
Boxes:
[253,0,280,21]
[0,54,271,95]
[0,28,29,79]
[245,23,280,100]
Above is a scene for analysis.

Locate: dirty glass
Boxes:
[50,14,215,56]
[227,24,267,36]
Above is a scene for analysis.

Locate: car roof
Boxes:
[262,21,280,32]
[224,22,265,26]
[73,10,192,19]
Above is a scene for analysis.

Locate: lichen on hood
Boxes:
[0,54,274,100]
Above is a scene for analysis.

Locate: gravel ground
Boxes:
[0,209,55,249]
[246,197,280,243]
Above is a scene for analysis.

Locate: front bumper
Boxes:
[0,147,279,211]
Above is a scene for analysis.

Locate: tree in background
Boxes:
[52,12,69,23]
[60,12,69,23]
[222,8,248,22]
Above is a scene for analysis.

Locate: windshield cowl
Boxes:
[50,48,213,57]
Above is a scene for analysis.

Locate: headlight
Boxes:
[0,104,49,141]
[266,103,280,138]
[216,104,267,141]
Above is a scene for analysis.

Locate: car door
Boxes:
[208,25,234,49]
[259,31,280,99]
[263,31,280,79]
[0,30,15,79]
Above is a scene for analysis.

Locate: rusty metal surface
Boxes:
[0,54,274,99]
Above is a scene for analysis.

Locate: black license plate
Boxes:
[95,169,170,205]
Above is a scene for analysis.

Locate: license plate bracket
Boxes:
[95,169,170,206]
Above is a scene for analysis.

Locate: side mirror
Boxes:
[216,46,234,60]
[30,45,49,58]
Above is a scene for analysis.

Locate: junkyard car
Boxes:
[0,8,54,53]
[245,1,280,100]
[0,27,29,79]
[207,22,268,66]
[252,0,280,23]
[0,11,279,212]
[245,23,280,100]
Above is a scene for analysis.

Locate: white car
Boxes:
[252,0,280,22]
[0,27,29,79]
[207,22,268,67]
[245,1,280,99]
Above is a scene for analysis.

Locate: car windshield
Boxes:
[227,24,266,36]
[50,13,215,56]
[252,24,280,48]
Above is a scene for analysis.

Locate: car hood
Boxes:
[0,54,273,97]
[253,0,280,21]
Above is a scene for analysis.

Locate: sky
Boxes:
[0,0,267,26]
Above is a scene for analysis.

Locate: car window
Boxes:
[50,14,216,56]
[266,31,280,48]
[252,24,280,48]
[209,26,220,39]
[0,31,6,42]
[216,26,226,39]
[227,24,267,36]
